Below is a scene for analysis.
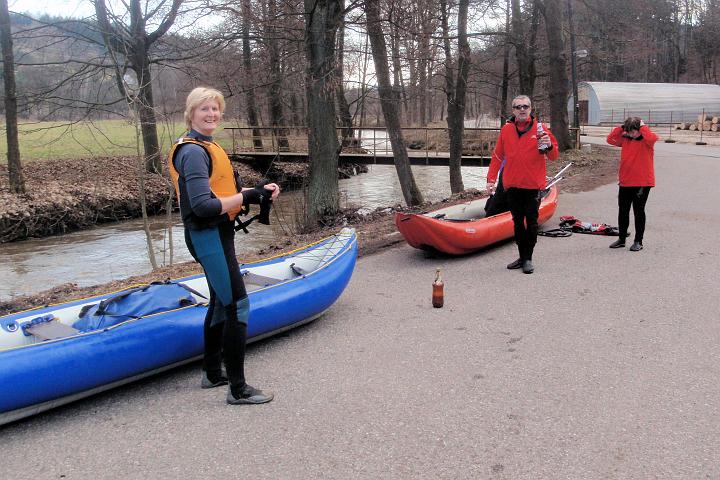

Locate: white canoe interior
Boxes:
[0,228,355,352]
[420,185,556,222]
[422,197,491,222]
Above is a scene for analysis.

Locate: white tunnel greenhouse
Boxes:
[567,82,720,125]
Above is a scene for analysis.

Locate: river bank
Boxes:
[0,157,364,243]
[0,144,618,315]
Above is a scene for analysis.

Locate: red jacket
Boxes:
[487,118,559,190]
[606,125,657,187]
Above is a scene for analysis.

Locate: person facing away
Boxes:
[486,95,559,274]
[606,116,657,252]
[168,86,280,405]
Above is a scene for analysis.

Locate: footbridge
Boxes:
[225,126,500,169]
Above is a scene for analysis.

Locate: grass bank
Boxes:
[0,120,237,163]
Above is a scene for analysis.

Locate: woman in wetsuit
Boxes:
[169,87,279,405]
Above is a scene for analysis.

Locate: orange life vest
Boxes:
[168,137,242,220]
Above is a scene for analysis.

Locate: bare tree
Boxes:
[440,0,471,194]
[365,0,423,206]
[499,0,511,122]
[242,0,264,150]
[93,0,182,174]
[265,0,289,149]
[540,0,571,150]
[0,0,24,193]
[511,0,539,96]
[335,2,355,146]
[304,0,343,225]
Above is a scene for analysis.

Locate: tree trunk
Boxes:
[242,0,263,150]
[335,8,355,147]
[0,0,25,193]
[511,0,538,96]
[499,0,510,123]
[134,55,162,174]
[365,0,423,206]
[440,0,470,194]
[267,0,289,150]
[304,0,342,226]
[358,32,370,128]
[542,0,572,151]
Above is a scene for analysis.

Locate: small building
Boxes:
[567,82,720,125]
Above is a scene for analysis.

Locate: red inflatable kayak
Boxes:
[394,185,559,255]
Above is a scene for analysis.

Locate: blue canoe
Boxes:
[0,228,357,425]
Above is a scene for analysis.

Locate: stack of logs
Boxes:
[676,114,720,132]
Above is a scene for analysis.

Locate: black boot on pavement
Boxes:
[201,371,228,389]
[629,241,643,252]
[227,384,274,405]
[609,239,626,249]
[507,258,523,269]
[522,260,534,274]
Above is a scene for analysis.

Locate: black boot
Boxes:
[609,238,626,249]
[201,370,228,389]
[507,258,523,269]
[227,384,274,405]
[522,260,534,274]
[629,241,643,251]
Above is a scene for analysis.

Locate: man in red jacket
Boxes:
[606,117,657,251]
[487,95,559,274]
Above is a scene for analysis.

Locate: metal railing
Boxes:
[224,126,502,159]
[224,125,592,156]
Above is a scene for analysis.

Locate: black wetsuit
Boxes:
[173,129,249,393]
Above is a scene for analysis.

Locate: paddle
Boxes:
[544,176,564,190]
[545,162,572,189]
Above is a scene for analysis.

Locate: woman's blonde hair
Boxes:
[184,87,225,130]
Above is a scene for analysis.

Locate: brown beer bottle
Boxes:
[432,268,444,308]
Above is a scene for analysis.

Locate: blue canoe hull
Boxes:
[0,231,357,424]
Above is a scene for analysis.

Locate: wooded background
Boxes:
[1,0,718,212]
[4,1,717,128]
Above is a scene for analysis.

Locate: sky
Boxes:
[9,0,225,33]
[10,0,96,18]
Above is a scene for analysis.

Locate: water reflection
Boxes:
[0,165,487,301]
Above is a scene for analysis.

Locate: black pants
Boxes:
[507,188,540,261]
[185,221,248,389]
[618,186,651,243]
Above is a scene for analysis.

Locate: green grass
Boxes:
[0,119,237,163]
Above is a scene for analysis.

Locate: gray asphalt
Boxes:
[4,140,720,479]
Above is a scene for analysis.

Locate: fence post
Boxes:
[665,111,675,143]
[697,108,707,145]
[425,128,429,164]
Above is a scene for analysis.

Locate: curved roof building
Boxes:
[568,82,720,125]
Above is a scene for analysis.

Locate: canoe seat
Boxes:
[25,320,79,341]
[290,263,308,276]
[242,272,283,287]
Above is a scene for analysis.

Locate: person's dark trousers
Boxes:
[507,187,540,261]
[617,186,652,244]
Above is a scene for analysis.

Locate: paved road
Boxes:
[3,141,720,479]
